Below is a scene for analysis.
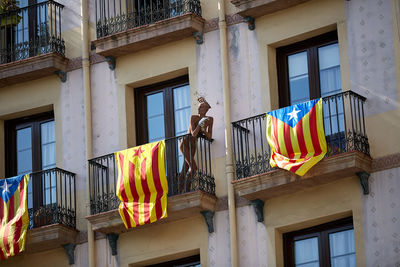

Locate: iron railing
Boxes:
[27,168,76,229]
[95,0,202,38]
[89,134,215,215]
[0,1,65,64]
[232,91,370,179]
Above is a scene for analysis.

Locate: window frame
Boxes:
[283,217,354,267]
[4,111,55,210]
[145,254,200,267]
[134,75,190,145]
[277,31,339,108]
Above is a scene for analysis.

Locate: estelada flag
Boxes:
[115,141,168,228]
[266,99,327,176]
[0,174,30,259]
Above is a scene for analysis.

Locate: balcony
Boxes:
[92,0,204,58]
[0,1,67,87]
[86,134,216,234]
[232,91,372,201]
[16,168,77,253]
[230,0,309,18]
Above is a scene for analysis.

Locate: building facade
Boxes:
[0,0,399,266]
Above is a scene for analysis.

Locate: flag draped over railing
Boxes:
[0,174,30,259]
[266,99,327,176]
[115,141,168,229]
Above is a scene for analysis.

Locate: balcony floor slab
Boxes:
[93,13,205,57]
[86,191,217,234]
[232,151,372,201]
[25,224,78,253]
[0,52,68,88]
[231,0,309,18]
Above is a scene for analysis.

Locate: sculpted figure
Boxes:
[178,97,213,192]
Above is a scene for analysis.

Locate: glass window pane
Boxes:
[41,121,56,170]
[329,229,356,267]
[288,51,310,105]
[17,127,33,209]
[173,85,191,136]
[319,43,341,97]
[294,237,320,267]
[173,85,191,169]
[17,127,32,175]
[147,92,165,143]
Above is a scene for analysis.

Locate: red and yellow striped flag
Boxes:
[115,141,168,228]
[266,99,327,176]
[0,174,29,259]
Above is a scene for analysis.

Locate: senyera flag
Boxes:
[266,98,327,176]
[115,141,168,228]
[0,174,30,259]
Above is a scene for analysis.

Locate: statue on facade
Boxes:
[178,97,213,193]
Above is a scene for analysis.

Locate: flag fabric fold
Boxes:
[266,98,327,176]
[115,141,168,229]
[0,174,30,259]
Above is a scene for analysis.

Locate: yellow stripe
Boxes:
[146,144,157,223]
[302,111,315,157]
[158,141,168,219]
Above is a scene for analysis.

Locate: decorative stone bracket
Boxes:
[357,171,370,195]
[201,210,215,233]
[193,32,204,45]
[62,243,76,265]
[105,56,116,70]
[107,233,119,256]
[251,199,264,222]
[55,70,67,83]
[244,16,255,30]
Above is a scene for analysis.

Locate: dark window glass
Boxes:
[277,31,341,107]
[284,217,355,267]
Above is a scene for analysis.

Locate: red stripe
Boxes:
[271,117,281,154]
[151,144,163,219]
[122,202,132,228]
[118,154,129,203]
[128,161,139,226]
[283,123,294,158]
[295,119,308,158]
[309,106,322,154]
[12,179,25,255]
[140,159,151,224]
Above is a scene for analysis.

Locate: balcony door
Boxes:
[135,76,191,193]
[5,112,56,210]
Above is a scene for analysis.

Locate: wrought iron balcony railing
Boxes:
[95,0,202,38]
[0,1,65,64]
[26,168,76,229]
[232,91,370,180]
[89,134,215,215]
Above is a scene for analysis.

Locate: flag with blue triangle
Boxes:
[0,174,30,259]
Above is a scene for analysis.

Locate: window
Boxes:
[135,76,191,145]
[5,112,56,209]
[277,31,341,107]
[283,217,356,267]
[145,254,200,267]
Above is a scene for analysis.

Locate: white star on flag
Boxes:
[287,107,301,122]
[1,180,10,194]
